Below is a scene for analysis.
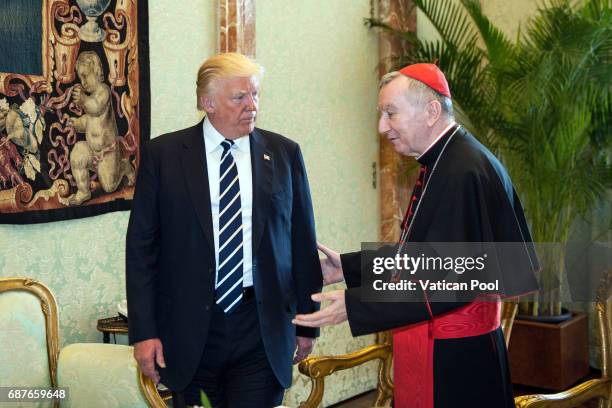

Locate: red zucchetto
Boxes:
[399,63,452,99]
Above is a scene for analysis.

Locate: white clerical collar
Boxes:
[416,121,456,160]
[203,116,250,153]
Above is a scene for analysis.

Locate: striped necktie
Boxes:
[215,139,244,314]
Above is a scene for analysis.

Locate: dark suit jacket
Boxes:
[126,119,322,390]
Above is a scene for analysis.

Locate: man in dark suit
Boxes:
[126,52,322,407]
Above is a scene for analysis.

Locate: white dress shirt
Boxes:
[203,117,253,288]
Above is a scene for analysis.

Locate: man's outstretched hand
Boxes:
[292,290,347,328]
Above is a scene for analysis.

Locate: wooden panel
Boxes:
[509,313,590,390]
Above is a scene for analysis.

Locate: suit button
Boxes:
[208,267,213,273]
[205,305,210,311]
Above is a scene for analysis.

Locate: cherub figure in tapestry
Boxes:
[0,97,46,187]
[67,50,135,205]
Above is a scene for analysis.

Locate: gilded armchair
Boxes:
[298,300,519,407]
[0,277,167,408]
[0,277,60,408]
[514,270,611,408]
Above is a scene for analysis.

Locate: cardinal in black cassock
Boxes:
[294,63,539,408]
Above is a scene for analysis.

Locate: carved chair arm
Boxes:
[514,378,611,408]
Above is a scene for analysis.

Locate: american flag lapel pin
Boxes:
[263,154,270,161]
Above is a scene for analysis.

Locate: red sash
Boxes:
[392,299,501,407]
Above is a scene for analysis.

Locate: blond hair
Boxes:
[196,52,263,110]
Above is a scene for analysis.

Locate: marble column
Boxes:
[376,0,417,242]
[218,0,256,58]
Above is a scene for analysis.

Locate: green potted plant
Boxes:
[366,0,611,389]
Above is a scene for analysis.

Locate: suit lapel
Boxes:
[250,128,273,255]
[181,119,215,251]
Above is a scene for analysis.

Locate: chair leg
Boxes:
[298,378,325,408]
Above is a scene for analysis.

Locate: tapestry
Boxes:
[0,0,149,223]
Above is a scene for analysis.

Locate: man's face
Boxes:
[377,76,430,157]
[205,75,259,139]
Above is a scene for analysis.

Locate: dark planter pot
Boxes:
[508,311,589,391]
[517,308,573,324]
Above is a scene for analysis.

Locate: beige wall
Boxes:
[256,0,380,252]
[149,1,215,134]
[256,3,381,404]
[481,0,540,40]
[418,0,541,42]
